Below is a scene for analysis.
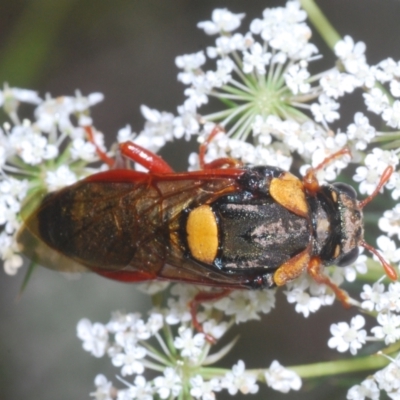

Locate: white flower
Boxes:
[106,312,142,334]
[346,112,376,150]
[70,137,97,161]
[379,204,400,240]
[1,86,42,105]
[200,319,228,341]
[374,361,400,393]
[3,252,24,275]
[0,86,41,117]
[371,313,400,344]
[77,319,109,358]
[190,375,221,400]
[385,282,400,313]
[146,312,164,335]
[388,172,400,200]
[334,36,366,74]
[383,100,400,129]
[45,165,77,191]
[310,94,340,127]
[197,9,245,35]
[347,378,380,400]
[390,79,400,97]
[138,105,175,151]
[154,368,182,399]
[34,95,74,132]
[353,148,397,195]
[0,232,24,275]
[74,91,104,111]
[173,327,205,360]
[360,282,386,312]
[117,375,153,400]
[285,283,322,317]
[343,254,368,282]
[363,87,389,114]
[184,75,211,108]
[176,51,206,84]
[375,58,400,82]
[173,102,200,140]
[221,360,259,395]
[376,235,400,264]
[264,360,301,393]
[114,318,150,348]
[111,346,147,376]
[320,69,359,99]
[90,374,113,400]
[9,127,58,165]
[242,42,271,75]
[117,125,135,143]
[212,290,275,323]
[285,63,311,95]
[206,58,234,88]
[328,315,367,355]
[165,285,197,325]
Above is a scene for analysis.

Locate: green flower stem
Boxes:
[372,133,400,142]
[299,0,341,49]
[288,354,390,378]
[199,367,231,379]
[200,351,394,381]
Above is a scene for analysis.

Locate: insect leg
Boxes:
[84,126,115,167]
[119,141,175,173]
[199,125,242,170]
[303,148,351,195]
[189,289,232,344]
[307,257,351,307]
[273,246,311,286]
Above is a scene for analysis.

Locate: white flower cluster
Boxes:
[347,356,400,400]
[171,4,397,186]
[78,307,301,400]
[0,86,109,274]
[327,280,400,398]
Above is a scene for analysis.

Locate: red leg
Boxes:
[303,148,351,195]
[307,257,350,308]
[119,141,174,173]
[189,289,232,344]
[199,125,242,170]
[84,126,115,168]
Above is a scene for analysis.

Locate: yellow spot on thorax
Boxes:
[269,172,308,218]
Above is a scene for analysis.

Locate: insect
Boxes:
[18,126,396,333]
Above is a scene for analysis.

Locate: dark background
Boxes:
[1,1,399,399]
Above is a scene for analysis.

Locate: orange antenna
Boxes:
[359,165,394,209]
[313,148,352,172]
[361,240,397,281]
[358,165,397,281]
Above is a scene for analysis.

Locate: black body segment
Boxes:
[212,195,309,270]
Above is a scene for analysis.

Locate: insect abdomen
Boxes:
[37,181,162,269]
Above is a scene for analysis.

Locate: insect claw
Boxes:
[189,289,232,344]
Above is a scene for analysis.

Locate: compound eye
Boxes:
[333,183,357,199]
[336,247,359,267]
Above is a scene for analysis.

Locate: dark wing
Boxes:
[18,169,247,286]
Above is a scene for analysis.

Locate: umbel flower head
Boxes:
[3,2,400,399]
